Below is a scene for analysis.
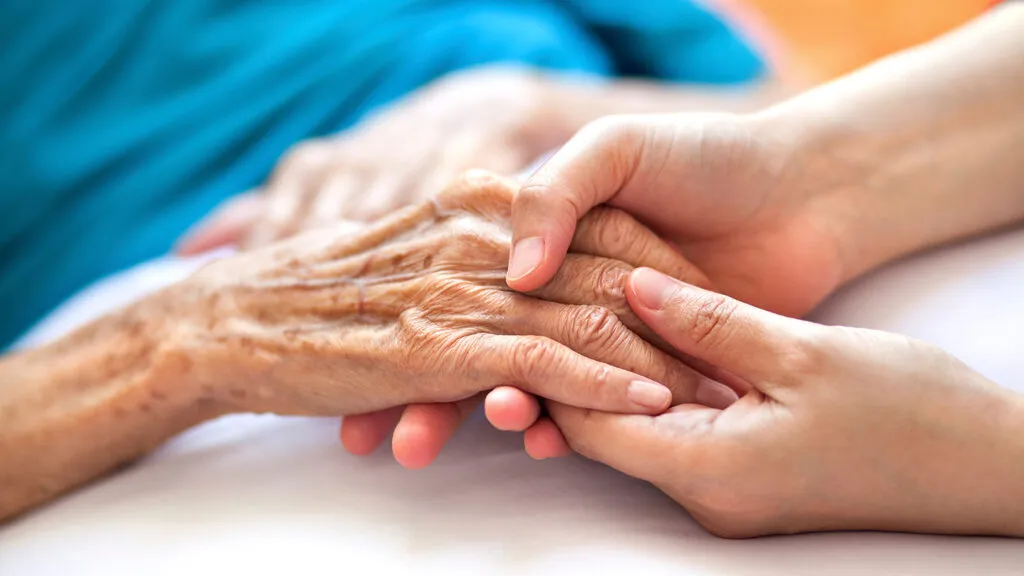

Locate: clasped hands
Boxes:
[184,169,734,453]
[182,112,1022,539]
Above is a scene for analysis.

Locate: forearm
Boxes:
[536,73,789,149]
[990,392,1024,537]
[551,75,787,117]
[764,5,1024,279]
[0,287,220,522]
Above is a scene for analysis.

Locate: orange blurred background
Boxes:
[721,0,992,84]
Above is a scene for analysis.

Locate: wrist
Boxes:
[751,11,1024,282]
[750,100,926,282]
[0,288,224,520]
[167,268,307,416]
[148,279,237,413]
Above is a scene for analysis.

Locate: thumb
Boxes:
[175,192,264,256]
[506,116,650,291]
[627,267,811,387]
[546,401,716,484]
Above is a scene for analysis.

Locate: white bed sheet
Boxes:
[3,229,1024,575]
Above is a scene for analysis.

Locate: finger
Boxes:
[392,396,481,469]
[547,400,717,484]
[507,116,649,291]
[484,386,541,431]
[571,207,713,290]
[306,171,362,228]
[530,256,754,398]
[528,255,646,338]
[246,142,333,247]
[175,192,264,255]
[482,334,673,415]
[340,406,404,456]
[431,170,517,222]
[502,297,737,409]
[481,389,569,459]
[627,267,812,386]
[344,170,407,222]
[523,417,571,459]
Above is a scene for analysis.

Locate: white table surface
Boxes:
[3,229,1024,575]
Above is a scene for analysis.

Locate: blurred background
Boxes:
[730,0,991,82]
[0,0,994,349]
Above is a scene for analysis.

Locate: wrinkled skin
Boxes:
[181,171,735,424]
[337,110,850,463]
[0,171,741,520]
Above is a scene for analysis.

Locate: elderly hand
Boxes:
[546,268,1024,538]
[181,172,733,425]
[339,183,730,466]
[177,67,578,254]
[3,172,744,520]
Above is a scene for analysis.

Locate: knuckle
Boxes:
[573,305,625,352]
[575,209,607,248]
[397,310,485,389]
[396,309,440,358]
[580,207,665,271]
[509,336,561,383]
[437,217,507,264]
[435,170,515,213]
[684,294,739,350]
[592,260,629,302]
[589,207,633,251]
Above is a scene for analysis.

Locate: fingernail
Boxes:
[696,380,740,410]
[631,268,676,310]
[628,380,672,411]
[507,237,545,281]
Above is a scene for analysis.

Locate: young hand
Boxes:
[546,268,1024,538]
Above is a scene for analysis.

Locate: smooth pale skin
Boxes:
[549,267,1024,538]
[0,172,744,522]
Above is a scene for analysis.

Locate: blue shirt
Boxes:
[0,0,762,348]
